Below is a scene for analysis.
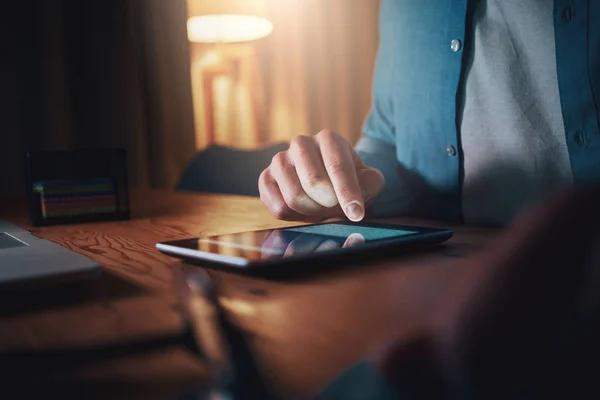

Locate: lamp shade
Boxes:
[187,0,273,43]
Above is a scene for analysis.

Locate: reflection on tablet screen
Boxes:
[195,223,418,261]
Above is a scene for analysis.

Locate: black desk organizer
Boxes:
[25,149,130,226]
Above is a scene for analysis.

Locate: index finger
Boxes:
[316,131,364,221]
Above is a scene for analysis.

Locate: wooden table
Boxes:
[0,188,500,398]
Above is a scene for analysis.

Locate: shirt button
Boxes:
[574,129,587,148]
[450,39,462,52]
[446,145,457,156]
[563,4,573,23]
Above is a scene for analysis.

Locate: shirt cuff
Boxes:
[355,136,416,218]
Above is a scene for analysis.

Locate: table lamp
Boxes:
[187,0,273,43]
[187,0,273,146]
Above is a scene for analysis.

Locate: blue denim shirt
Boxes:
[357,0,600,223]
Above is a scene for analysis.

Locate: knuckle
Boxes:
[258,169,268,186]
[280,185,303,207]
[271,151,289,171]
[316,129,341,142]
[260,193,270,208]
[259,184,270,205]
[271,203,294,220]
[302,170,328,190]
[289,135,310,150]
[325,156,346,176]
[289,136,312,160]
[258,170,274,194]
[285,195,305,212]
[316,129,333,140]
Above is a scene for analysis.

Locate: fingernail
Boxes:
[346,201,364,222]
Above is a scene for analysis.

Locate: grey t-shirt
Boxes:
[357,0,573,226]
[460,0,572,225]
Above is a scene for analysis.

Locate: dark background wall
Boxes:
[1,0,197,198]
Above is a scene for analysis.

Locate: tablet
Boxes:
[156,221,453,277]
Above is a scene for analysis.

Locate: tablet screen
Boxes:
[181,223,419,263]
[283,224,415,241]
[156,221,454,268]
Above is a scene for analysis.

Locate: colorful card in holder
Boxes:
[26,149,130,226]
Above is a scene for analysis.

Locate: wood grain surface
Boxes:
[0,188,500,398]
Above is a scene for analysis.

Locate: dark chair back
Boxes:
[177,143,288,197]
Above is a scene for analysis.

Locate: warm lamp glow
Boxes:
[187,0,273,43]
[187,14,273,43]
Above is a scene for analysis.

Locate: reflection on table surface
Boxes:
[176,247,469,398]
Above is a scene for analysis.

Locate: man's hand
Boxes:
[259,130,385,222]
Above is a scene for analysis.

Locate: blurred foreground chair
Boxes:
[177,143,289,197]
